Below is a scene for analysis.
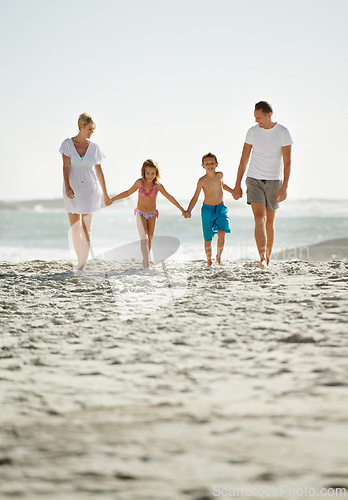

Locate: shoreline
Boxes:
[273,237,348,262]
[0,236,348,265]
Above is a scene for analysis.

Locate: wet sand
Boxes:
[1,244,348,499]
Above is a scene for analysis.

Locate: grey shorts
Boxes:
[246,177,282,210]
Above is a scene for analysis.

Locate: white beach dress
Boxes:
[59,138,105,214]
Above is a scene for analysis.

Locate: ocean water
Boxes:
[0,197,347,262]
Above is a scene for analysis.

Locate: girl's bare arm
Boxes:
[111,179,142,202]
[158,183,185,213]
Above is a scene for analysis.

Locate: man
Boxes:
[233,101,293,268]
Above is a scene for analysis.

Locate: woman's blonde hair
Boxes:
[141,159,160,184]
[78,113,96,130]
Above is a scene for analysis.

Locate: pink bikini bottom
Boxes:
[134,208,159,220]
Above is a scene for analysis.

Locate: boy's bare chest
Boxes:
[203,178,222,192]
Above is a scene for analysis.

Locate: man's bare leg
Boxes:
[265,207,277,264]
[204,241,213,266]
[216,230,225,265]
[251,202,268,268]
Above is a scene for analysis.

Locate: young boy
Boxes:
[186,152,235,266]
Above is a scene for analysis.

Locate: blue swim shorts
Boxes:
[201,202,230,242]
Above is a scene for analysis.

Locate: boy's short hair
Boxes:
[255,101,273,114]
[202,152,218,164]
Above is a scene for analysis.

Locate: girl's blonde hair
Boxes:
[141,159,160,184]
[78,113,96,130]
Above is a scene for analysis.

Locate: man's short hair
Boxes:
[202,152,218,163]
[255,101,273,114]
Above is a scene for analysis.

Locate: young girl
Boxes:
[111,159,189,268]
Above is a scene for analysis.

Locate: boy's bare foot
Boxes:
[207,259,213,266]
[216,255,224,266]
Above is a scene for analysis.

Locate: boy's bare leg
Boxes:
[265,207,277,264]
[216,230,225,265]
[251,202,268,268]
[204,241,213,266]
[136,213,149,268]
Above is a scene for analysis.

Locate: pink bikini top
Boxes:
[138,181,158,197]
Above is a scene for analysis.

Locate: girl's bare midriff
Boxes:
[137,192,157,212]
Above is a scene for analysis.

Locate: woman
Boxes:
[59,113,112,270]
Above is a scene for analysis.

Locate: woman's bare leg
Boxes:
[79,214,93,270]
[68,213,82,266]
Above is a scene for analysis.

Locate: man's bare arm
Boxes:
[233,143,252,199]
[277,145,292,202]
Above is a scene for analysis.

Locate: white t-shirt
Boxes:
[245,123,293,180]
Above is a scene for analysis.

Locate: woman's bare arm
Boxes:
[62,154,74,199]
[95,164,112,206]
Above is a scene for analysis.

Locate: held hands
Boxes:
[182,210,191,219]
[232,186,243,200]
[104,194,113,206]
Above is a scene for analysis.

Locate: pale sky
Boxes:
[1,0,347,201]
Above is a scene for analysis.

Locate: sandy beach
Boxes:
[1,240,348,499]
